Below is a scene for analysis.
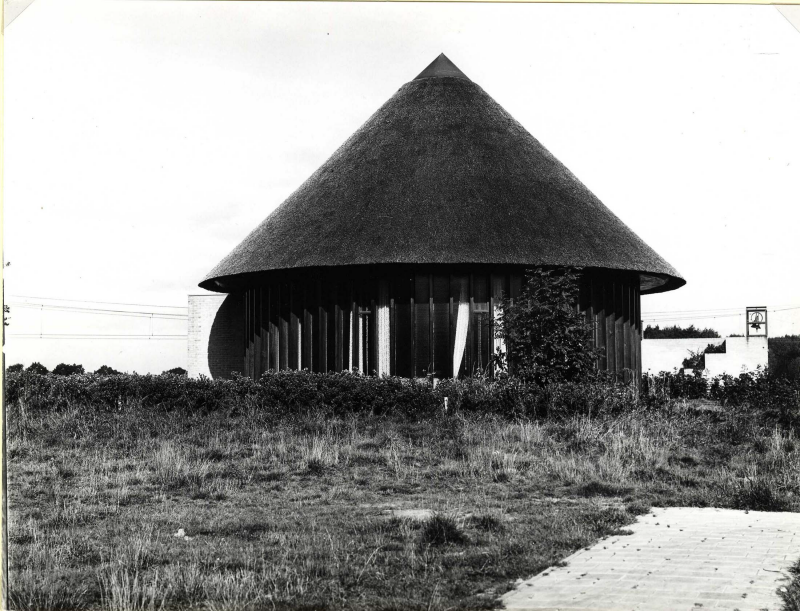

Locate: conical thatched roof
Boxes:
[201,54,684,294]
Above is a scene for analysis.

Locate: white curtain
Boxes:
[376,280,390,376]
[298,321,302,369]
[348,308,354,372]
[452,279,469,377]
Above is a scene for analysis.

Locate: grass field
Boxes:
[6,395,800,610]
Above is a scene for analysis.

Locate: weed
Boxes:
[419,514,469,546]
[731,477,792,512]
[780,558,800,611]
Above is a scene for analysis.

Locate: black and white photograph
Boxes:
[2,1,800,609]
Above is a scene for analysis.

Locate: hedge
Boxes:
[5,368,798,426]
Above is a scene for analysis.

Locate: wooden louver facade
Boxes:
[240,266,643,383]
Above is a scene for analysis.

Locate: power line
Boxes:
[641,304,800,315]
[5,294,188,310]
[8,302,187,319]
[642,313,745,323]
[643,305,800,322]
[642,307,742,315]
[8,334,187,340]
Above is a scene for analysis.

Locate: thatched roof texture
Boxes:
[201,54,684,294]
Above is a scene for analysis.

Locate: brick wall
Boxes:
[187,293,244,379]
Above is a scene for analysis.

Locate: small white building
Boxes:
[642,307,769,376]
[704,336,768,377]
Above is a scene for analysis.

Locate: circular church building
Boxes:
[191,54,684,382]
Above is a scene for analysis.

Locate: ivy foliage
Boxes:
[496,268,597,386]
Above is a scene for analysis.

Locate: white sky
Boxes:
[3,1,800,373]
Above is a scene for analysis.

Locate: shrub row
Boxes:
[643,369,800,427]
[6,368,797,425]
[4,370,645,420]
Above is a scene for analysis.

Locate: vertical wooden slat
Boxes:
[414,273,430,377]
[318,279,328,374]
[449,275,455,379]
[242,288,247,375]
[429,275,434,376]
[249,289,256,379]
[467,274,474,376]
[247,289,253,379]
[261,287,267,375]
[343,281,352,372]
[583,275,595,370]
[327,280,337,373]
[333,282,343,372]
[389,286,397,376]
[260,287,269,377]
[624,278,633,381]
[255,288,263,378]
[288,282,298,370]
[510,272,522,299]
[410,287,416,378]
[432,273,450,379]
[303,282,312,371]
[614,277,624,375]
[605,278,616,373]
[264,286,271,373]
[596,277,605,371]
[270,284,279,372]
[370,294,377,376]
[351,283,359,373]
[279,282,289,371]
[474,273,489,374]
[635,283,642,386]
[243,289,249,377]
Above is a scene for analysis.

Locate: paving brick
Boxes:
[500,508,800,611]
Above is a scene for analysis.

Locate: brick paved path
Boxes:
[502,507,800,611]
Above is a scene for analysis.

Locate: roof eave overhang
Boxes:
[199,264,685,295]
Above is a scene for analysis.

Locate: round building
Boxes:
[193,54,684,382]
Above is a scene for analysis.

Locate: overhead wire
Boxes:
[8,334,187,340]
[5,294,188,309]
[8,303,187,320]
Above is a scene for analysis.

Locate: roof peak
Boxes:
[414,53,470,82]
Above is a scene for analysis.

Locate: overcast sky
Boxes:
[4,0,799,373]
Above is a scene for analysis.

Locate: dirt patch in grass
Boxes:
[6,399,800,610]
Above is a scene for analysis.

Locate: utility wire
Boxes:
[642,304,800,315]
[9,334,187,340]
[643,305,800,321]
[643,306,800,324]
[6,294,188,309]
[8,303,187,319]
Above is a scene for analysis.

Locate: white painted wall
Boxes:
[642,338,725,374]
[188,294,226,378]
[187,293,244,379]
[705,337,768,377]
[642,336,768,377]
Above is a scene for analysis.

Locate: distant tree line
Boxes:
[644,324,720,339]
[770,336,800,380]
[5,363,187,376]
